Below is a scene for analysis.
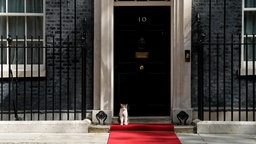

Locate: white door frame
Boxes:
[93,0,192,123]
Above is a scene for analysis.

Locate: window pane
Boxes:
[8,0,24,13]
[0,0,6,12]
[0,42,7,64]
[0,17,6,38]
[244,37,256,61]
[27,16,43,37]
[9,17,25,38]
[10,42,25,64]
[27,42,43,64]
[244,11,256,35]
[245,0,256,8]
[26,0,43,13]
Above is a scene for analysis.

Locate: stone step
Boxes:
[89,117,195,133]
[112,116,172,124]
[88,124,110,133]
[88,124,195,133]
[174,125,195,133]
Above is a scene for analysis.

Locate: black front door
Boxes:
[114,6,170,116]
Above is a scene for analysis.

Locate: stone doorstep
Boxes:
[88,124,111,133]
[197,121,256,134]
[88,124,195,133]
[90,116,195,133]
[174,125,196,133]
[112,116,173,124]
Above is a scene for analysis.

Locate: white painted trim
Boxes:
[171,0,192,123]
[99,0,114,111]
[93,0,114,111]
[94,0,192,119]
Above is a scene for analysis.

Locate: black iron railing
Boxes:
[0,34,87,121]
[0,0,88,121]
[195,33,256,121]
[193,0,256,121]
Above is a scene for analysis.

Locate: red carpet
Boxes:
[107,124,181,144]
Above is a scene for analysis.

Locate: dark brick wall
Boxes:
[44,0,94,110]
[192,0,255,110]
[0,0,94,118]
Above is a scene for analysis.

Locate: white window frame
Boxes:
[0,0,45,78]
[241,0,256,75]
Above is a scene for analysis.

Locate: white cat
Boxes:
[119,104,128,125]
